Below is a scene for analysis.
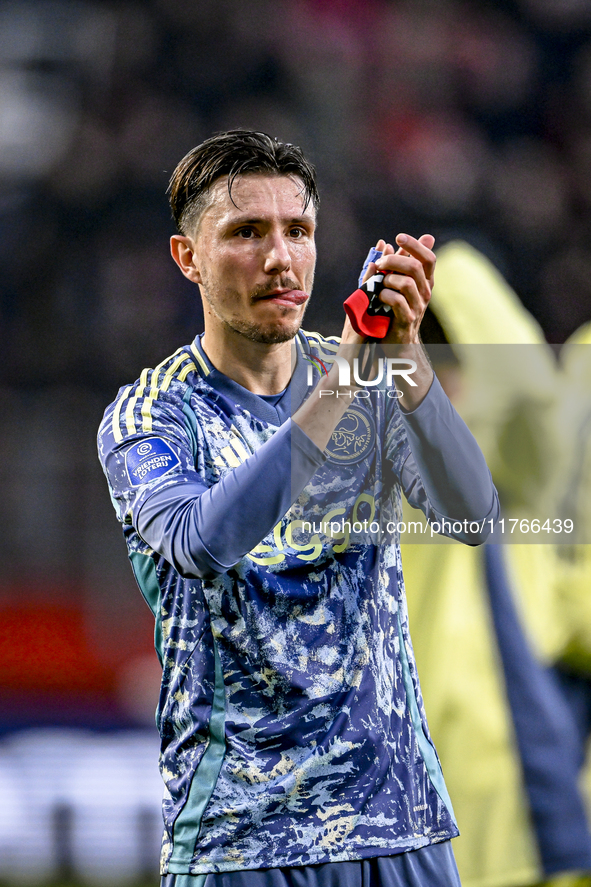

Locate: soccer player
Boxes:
[98,130,499,887]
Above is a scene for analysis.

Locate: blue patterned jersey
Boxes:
[97,330,458,876]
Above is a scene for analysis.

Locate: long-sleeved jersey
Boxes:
[98,330,497,876]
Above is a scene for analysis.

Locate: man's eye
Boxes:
[290,228,304,238]
[237,228,254,238]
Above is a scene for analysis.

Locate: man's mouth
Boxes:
[256,289,309,307]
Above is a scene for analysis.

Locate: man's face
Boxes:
[189,173,316,345]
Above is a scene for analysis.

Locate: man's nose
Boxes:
[263,234,291,275]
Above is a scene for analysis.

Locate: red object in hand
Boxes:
[344,271,392,339]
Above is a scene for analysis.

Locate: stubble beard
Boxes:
[202,276,312,345]
[221,313,305,345]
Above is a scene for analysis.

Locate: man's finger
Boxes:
[419,234,435,251]
[384,233,436,285]
[394,233,435,259]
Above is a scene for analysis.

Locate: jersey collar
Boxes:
[190,333,311,426]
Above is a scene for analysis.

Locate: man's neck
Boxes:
[201,328,296,395]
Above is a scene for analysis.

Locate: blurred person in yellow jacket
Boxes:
[401,241,591,887]
[550,321,591,841]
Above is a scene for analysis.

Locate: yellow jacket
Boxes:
[402,241,577,886]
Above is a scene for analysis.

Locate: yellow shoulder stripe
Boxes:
[142,351,194,433]
[178,360,197,382]
[190,340,210,376]
[125,367,150,436]
[112,348,197,442]
[112,385,133,444]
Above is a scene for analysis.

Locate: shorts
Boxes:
[161,840,461,887]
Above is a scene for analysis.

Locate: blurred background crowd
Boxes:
[2,0,591,884]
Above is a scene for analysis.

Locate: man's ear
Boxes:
[170,235,202,284]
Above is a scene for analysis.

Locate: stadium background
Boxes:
[1,0,591,883]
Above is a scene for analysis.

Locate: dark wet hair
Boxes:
[168,130,320,234]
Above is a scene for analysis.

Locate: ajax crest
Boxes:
[325,406,375,464]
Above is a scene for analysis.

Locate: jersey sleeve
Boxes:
[98,383,200,528]
[392,374,499,544]
[135,421,324,578]
[98,384,326,579]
